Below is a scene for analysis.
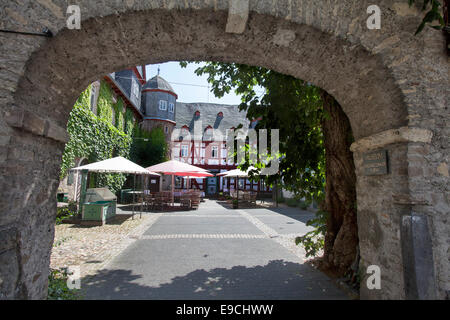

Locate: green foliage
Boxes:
[56,205,77,225]
[286,198,298,207]
[295,209,328,257]
[113,98,125,131]
[409,0,445,34]
[124,108,135,134]
[298,200,309,210]
[53,236,72,247]
[182,62,326,205]
[47,268,82,300]
[60,80,132,194]
[130,126,168,168]
[96,81,114,122]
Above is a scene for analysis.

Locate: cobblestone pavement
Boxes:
[51,212,161,277]
[80,199,347,299]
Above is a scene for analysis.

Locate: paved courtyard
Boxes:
[81,200,347,299]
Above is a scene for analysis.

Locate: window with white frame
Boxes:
[169,102,174,113]
[181,145,189,157]
[211,146,218,158]
[159,100,167,110]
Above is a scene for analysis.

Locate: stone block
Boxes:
[225,0,249,34]
[0,249,19,299]
[44,121,69,143]
[0,228,17,253]
[4,109,24,128]
[22,111,46,136]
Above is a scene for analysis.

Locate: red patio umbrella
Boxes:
[146,160,212,206]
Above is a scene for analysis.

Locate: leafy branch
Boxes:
[410,0,446,34]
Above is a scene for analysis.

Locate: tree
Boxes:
[409,0,446,34]
[130,126,168,168]
[182,61,358,278]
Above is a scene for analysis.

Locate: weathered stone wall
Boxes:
[0,0,448,299]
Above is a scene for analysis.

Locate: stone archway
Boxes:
[0,1,448,300]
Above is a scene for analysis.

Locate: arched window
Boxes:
[217,112,223,117]
[194,110,200,117]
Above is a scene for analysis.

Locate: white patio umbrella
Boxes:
[216,166,258,178]
[72,156,160,218]
[217,166,258,207]
[72,156,160,176]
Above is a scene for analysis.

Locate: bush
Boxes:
[47,268,82,300]
[276,197,285,203]
[295,209,328,257]
[56,203,78,225]
[286,198,298,207]
[298,200,309,210]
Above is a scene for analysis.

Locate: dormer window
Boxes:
[169,102,174,113]
[203,126,213,141]
[159,100,167,110]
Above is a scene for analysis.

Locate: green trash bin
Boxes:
[82,200,116,224]
[82,188,117,225]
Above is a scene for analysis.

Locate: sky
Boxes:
[145,62,264,105]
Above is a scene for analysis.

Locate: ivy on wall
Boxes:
[96,81,114,123]
[124,108,135,134]
[60,81,133,194]
[113,98,125,131]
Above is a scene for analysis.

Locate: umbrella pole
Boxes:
[171,174,175,207]
[140,174,143,219]
[237,177,239,209]
[132,174,135,220]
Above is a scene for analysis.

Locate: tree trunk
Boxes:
[320,90,358,276]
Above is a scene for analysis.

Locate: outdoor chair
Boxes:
[145,193,155,211]
[180,194,191,210]
[190,193,201,210]
[249,192,257,206]
[154,193,166,211]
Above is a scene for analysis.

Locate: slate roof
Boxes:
[175,102,250,140]
[143,75,176,93]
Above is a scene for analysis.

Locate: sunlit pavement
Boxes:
[82,200,347,299]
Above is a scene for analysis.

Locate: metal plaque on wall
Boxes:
[363,149,388,175]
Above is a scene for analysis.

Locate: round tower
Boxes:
[141,75,177,140]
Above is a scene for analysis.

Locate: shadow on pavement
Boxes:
[81,259,347,300]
